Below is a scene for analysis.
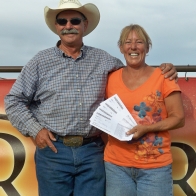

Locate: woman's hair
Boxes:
[118,24,152,49]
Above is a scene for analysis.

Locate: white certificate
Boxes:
[90,94,137,141]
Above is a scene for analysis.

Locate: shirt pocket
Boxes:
[84,70,108,100]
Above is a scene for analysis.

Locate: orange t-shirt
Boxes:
[104,68,181,169]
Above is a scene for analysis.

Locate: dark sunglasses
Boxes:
[56,18,83,26]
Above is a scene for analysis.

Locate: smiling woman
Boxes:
[104,24,185,196]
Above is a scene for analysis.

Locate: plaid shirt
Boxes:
[5,42,124,138]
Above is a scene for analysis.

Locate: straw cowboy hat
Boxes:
[44,0,100,36]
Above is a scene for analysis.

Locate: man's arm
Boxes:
[5,57,58,153]
[160,63,178,81]
[4,59,43,138]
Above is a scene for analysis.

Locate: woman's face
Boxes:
[120,30,149,67]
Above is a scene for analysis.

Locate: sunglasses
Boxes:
[56,18,83,26]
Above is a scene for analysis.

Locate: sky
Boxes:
[0,0,196,78]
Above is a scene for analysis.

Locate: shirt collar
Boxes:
[55,40,87,59]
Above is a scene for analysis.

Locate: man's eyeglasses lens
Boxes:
[56,18,82,26]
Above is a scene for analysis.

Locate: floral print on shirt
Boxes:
[128,90,164,161]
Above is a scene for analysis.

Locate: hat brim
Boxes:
[44,3,100,37]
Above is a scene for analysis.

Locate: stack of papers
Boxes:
[90,94,137,141]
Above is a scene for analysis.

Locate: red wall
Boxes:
[0,78,196,196]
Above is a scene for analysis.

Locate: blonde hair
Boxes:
[118,24,152,49]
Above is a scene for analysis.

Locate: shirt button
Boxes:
[78,89,80,92]
[79,103,82,106]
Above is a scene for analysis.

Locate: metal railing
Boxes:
[0,65,196,73]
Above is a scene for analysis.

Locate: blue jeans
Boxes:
[35,137,105,196]
[105,162,173,196]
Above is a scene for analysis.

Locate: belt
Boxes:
[55,134,100,147]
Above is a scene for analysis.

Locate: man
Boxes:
[4,0,177,196]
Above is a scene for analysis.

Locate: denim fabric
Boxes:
[105,162,173,196]
[35,137,105,196]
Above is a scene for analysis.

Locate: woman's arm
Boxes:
[127,91,185,140]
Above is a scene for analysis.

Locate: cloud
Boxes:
[0,0,196,77]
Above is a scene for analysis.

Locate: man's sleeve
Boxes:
[4,56,43,138]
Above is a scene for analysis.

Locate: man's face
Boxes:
[55,10,88,46]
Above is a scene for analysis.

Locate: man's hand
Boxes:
[160,63,178,82]
[35,128,57,153]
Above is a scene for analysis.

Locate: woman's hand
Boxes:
[126,125,148,140]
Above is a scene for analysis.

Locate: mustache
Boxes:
[61,29,79,35]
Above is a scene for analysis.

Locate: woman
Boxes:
[104,24,185,196]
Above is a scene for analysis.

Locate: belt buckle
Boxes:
[63,136,83,147]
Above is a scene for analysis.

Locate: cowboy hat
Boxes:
[44,0,100,36]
